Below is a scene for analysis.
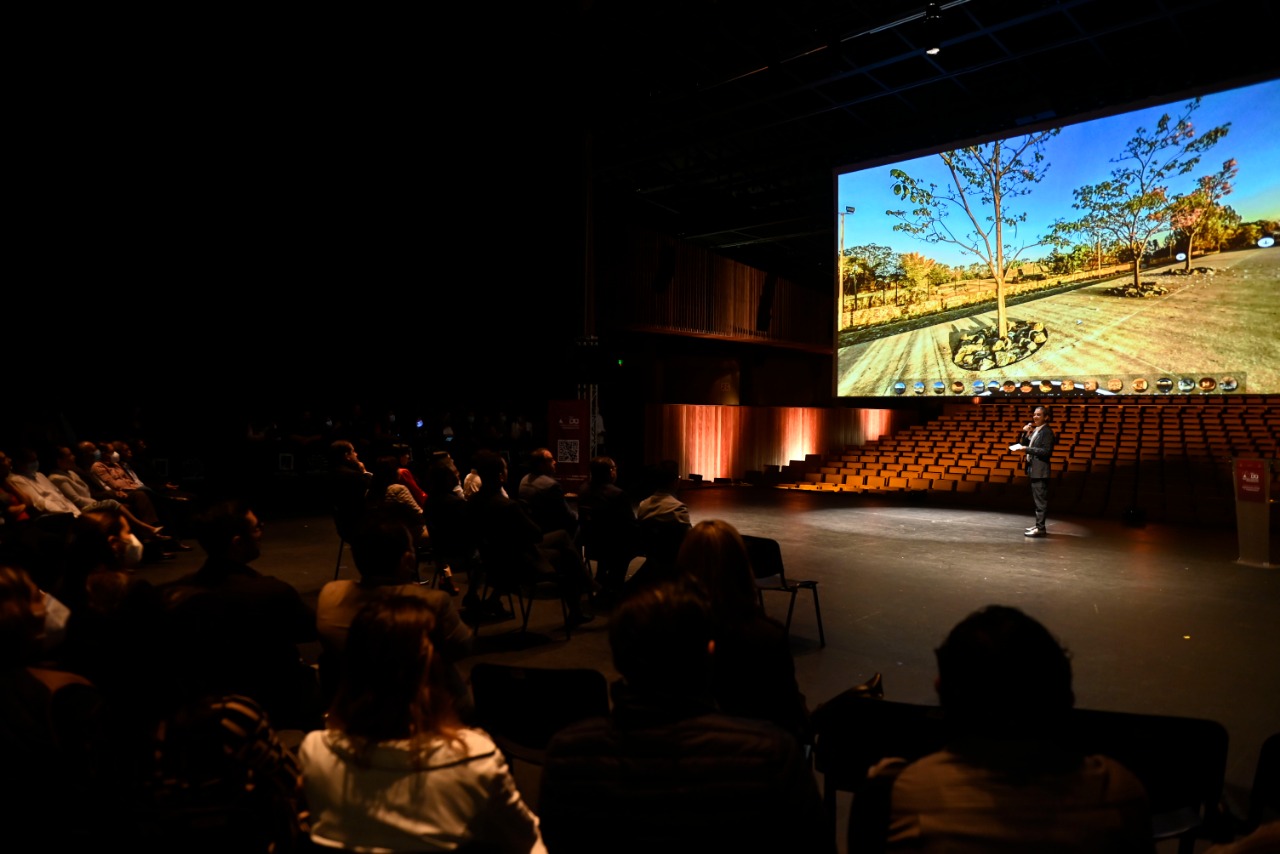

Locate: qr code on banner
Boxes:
[557,439,580,464]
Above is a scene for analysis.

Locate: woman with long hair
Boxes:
[299,593,545,852]
[676,519,810,740]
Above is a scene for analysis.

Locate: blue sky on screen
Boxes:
[835,78,1279,268]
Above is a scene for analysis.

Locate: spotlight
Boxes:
[923,2,942,55]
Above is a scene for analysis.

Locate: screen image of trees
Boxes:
[834,78,1279,397]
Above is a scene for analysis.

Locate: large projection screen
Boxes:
[834,77,1279,398]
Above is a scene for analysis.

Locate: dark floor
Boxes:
[146,486,1279,853]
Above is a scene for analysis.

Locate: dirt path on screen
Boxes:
[836,247,1279,396]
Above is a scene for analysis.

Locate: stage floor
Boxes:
[147,485,1279,851]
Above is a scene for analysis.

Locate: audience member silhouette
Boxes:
[47,445,169,544]
[676,519,810,739]
[423,456,484,611]
[138,693,309,854]
[367,454,458,594]
[71,440,152,519]
[160,500,322,730]
[85,439,166,531]
[847,604,1153,853]
[628,459,691,590]
[466,449,595,626]
[299,593,546,853]
[575,455,637,600]
[5,447,86,519]
[539,580,832,854]
[315,512,473,714]
[327,438,371,544]
[391,442,428,506]
[518,446,578,538]
[0,563,114,849]
[56,509,168,769]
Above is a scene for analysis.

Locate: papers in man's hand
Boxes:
[1008,443,1026,452]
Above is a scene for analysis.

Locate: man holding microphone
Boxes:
[1012,406,1055,537]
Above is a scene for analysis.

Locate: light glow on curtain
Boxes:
[649,405,898,480]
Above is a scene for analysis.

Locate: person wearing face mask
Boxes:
[4,448,83,521]
[1,451,34,528]
[90,442,135,496]
[73,441,121,501]
[47,446,176,547]
[80,441,168,538]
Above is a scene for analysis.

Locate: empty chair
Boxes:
[740,534,825,647]
[513,572,576,639]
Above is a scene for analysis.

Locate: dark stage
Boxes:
[145,485,1279,852]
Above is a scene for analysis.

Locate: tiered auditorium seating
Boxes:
[769,396,1278,527]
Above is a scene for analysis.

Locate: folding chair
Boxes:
[741,534,825,647]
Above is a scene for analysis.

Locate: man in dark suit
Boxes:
[1017,405,1056,537]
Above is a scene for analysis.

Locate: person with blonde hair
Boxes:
[300,593,545,853]
[676,519,810,739]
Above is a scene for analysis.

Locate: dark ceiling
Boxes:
[568,0,1279,291]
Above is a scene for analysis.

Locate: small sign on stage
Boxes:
[1235,458,1265,503]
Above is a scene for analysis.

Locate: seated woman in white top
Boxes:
[299,592,545,853]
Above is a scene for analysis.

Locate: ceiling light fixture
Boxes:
[923,2,943,56]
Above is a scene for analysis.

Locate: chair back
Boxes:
[1250,731,1280,827]
[469,663,611,761]
[630,519,688,588]
[1067,707,1229,847]
[741,534,787,587]
[816,693,1230,852]
[811,693,946,821]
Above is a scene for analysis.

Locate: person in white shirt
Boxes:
[300,593,546,853]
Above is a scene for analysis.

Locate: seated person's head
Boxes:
[74,441,98,467]
[390,443,412,468]
[66,508,133,575]
[651,460,680,493]
[350,514,417,585]
[369,456,402,495]
[329,440,358,468]
[471,450,507,493]
[610,581,714,700]
[529,448,555,475]
[676,519,758,614]
[935,604,1074,738]
[10,448,40,479]
[588,456,617,487]
[426,457,460,497]
[328,593,458,743]
[0,564,45,668]
[194,500,261,563]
